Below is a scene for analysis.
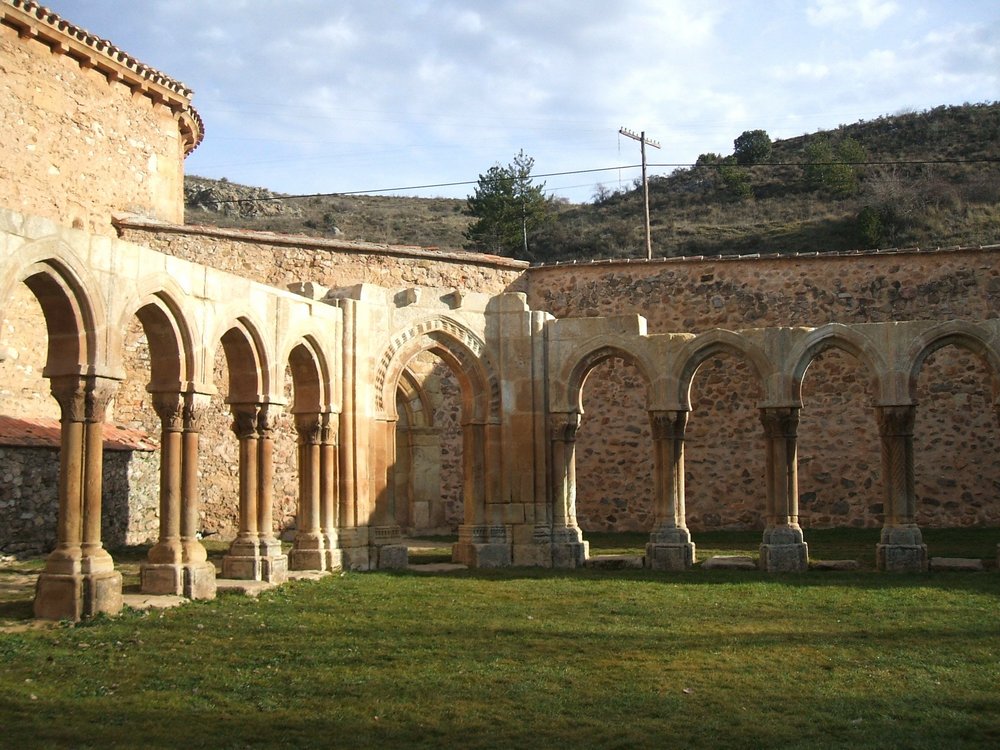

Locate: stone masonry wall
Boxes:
[117,222,527,297]
[529,247,1000,532]
[0,446,158,556]
[0,23,187,235]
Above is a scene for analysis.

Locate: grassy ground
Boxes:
[0,531,997,748]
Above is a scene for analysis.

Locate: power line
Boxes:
[202,157,999,204]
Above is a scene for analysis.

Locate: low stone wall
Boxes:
[0,446,158,556]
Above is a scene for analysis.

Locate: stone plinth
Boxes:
[34,569,123,621]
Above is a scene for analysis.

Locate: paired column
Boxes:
[759,406,809,571]
[222,403,288,582]
[289,412,331,570]
[645,410,695,570]
[34,374,123,620]
[141,391,216,598]
[548,412,588,568]
[875,404,927,571]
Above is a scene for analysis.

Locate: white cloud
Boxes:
[807,0,899,29]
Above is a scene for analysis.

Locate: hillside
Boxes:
[184,102,1000,261]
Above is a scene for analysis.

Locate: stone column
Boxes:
[289,412,328,570]
[645,410,695,571]
[759,406,809,572]
[875,404,928,572]
[223,403,288,582]
[140,392,186,594]
[549,412,588,568]
[35,375,123,621]
[179,392,216,599]
[319,412,343,570]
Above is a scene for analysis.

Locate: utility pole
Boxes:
[619,127,660,260]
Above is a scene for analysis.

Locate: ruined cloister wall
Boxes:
[528,248,1000,532]
[117,221,527,298]
[0,6,200,236]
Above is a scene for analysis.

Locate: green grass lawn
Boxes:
[0,532,998,749]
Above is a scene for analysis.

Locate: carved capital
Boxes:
[549,412,581,443]
[257,403,281,436]
[320,412,339,446]
[151,392,185,432]
[759,406,799,440]
[230,404,260,440]
[182,392,212,433]
[876,404,915,438]
[49,375,118,424]
[295,413,323,446]
[649,410,688,441]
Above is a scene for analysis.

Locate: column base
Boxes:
[140,562,185,595]
[878,525,928,572]
[325,548,344,571]
[289,533,328,571]
[184,562,217,600]
[760,542,809,572]
[337,528,371,571]
[222,537,288,583]
[645,543,696,571]
[34,569,123,622]
[552,541,589,568]
[877,544,928,572]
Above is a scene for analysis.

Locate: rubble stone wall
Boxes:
[0,446,158,556]
[528,248,1000,531]
[116,222,527,297]
[0,23,187,235]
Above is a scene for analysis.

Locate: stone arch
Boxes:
[905,321,1000,403]
[111,276,200,391]
[397,368,433,429]
[375,317,499,424]
[214,316,272,403]
[789,324,886,405]
[374,317,501,550]
[675,329,771,410]
[0,247,106,377]
[561,341,656,415]
[286,335,331,415]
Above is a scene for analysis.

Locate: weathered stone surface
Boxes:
[810,559,861,571]
[585,554,643,570]
[701,555,758,570]
[929,557,985,571]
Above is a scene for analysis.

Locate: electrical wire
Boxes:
[202,157,1000,204]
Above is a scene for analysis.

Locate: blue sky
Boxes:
[42,0,1000,203]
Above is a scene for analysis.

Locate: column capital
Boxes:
[152,391,185,433]
[649,410,688,441]
[320,411,339,446]
[294,412,323,446]
[876,403,915,438]
[49,374,119,424]
[549,412,581,443]
[759,405,800,439]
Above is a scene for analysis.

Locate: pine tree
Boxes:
[465,150,549,259]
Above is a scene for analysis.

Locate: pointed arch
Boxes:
[375,316,499,423]
[559,341,656,415]
[286,336,330,415]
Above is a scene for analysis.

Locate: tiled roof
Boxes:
[0,0,204,153]
[0,415,156,451]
